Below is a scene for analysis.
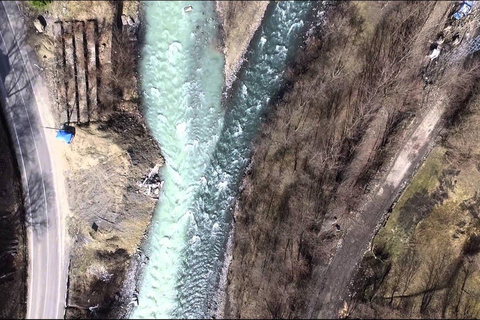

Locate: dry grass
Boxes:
[63,120,163,318]
[64,126,131,237]
[48,1,114,22]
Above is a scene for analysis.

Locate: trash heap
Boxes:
[138,163,163,199]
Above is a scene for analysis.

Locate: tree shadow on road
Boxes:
[24,170,50,237]
[5,93,51,236]
[0,48,10,85]
[0,32,42,98]
[0,68,50,237]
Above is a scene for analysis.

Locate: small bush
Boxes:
[462,234,480,256]
[29,0,51,10]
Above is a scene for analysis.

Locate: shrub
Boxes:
[29,0,51,11]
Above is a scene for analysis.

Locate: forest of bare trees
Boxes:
[224,1,455,318]
[352,232,480,318]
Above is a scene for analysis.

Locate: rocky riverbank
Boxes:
[222,1,456,318]
[21,1,272,318]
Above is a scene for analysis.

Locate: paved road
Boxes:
[0,1,67,319]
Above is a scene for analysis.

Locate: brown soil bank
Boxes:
[22,1,163,318]
[0,109,26,318]
[216,1,268,90]
[223,1,465,318]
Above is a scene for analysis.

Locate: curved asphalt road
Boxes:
[0,1,67,319]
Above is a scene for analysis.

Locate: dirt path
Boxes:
[302,2,460,317]
[308,86,446,318]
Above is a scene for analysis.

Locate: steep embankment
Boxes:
[224,1,460,318]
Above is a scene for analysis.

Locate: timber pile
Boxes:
[53,20,99,125]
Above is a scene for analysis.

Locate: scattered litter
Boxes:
[429,48,441,60]
[121,14,136,26]
[34,15,46,33]
[138,163,163,198]
[55,124,76,144]
[121,14,129,26]
[88,304,99,312]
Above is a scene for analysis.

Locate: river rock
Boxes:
[121,14,129,26]
[127,16,135,26]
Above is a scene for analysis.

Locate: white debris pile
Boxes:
[138,163,164,198]
[429,48,441,60]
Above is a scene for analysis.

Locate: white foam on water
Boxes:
[133,1,312,319]
[132,1,224,319]
[168,2,312,318]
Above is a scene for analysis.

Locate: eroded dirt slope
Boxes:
[21,1,163,318]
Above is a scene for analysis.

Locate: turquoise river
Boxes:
[132,1,312,318]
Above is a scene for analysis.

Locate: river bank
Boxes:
[131,1,314,318]
[121,2,271,318]
[26,2,270,317]
[17,1,323,318]
[20,1,164,318]
[21,1,272,318]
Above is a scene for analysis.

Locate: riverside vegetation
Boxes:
[224,1,480,318]
[20,1,269,318]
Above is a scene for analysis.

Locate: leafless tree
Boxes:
[419,248,451,314]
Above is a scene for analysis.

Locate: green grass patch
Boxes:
[28,0,51,11]
[395,147,445,211]
[373,147,445,258]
